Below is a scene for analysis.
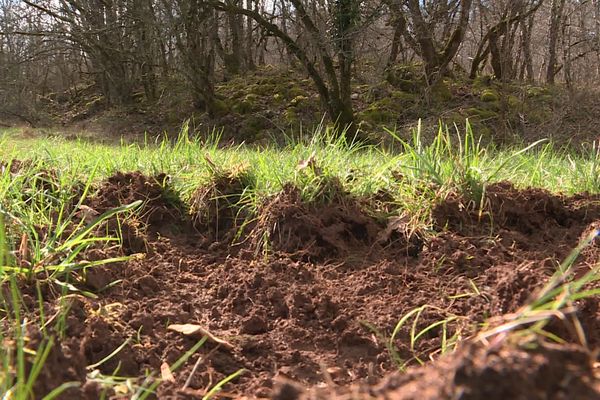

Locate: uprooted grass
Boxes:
[4,120,600,252]
[0,162,144,398]
[189,157,255,241]
[1,121,600,397]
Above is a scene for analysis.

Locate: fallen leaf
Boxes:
[17,232,31,268]
[297,151,322,176]
[76,204,100,223]
[167,323,235,350]
[113,383,130,395]
[377,215,411,243]
[160,362,176,382]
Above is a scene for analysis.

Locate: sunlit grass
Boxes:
[2,122,600,205]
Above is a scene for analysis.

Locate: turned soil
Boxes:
[16,173,600,398]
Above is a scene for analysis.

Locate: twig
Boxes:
[182,344,221,391]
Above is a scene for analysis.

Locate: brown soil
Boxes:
[287,341,600,399]
[10,176,600,399]
[83,171,188,253]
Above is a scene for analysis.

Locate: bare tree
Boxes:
[213,0,367,134]
[469,0,544,80]
[384,0,473,81]
[160,0,220,116]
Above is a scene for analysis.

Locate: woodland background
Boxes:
[2,0,600,144]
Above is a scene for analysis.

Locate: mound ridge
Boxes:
[17,175,600,398]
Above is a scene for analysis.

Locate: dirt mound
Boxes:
[12,181,600,399]
[190,169,250,241]
[249,183,421,262]
[0,158,29,174]
[28,328,97,400]
[288,341,600,399]
[83,172,187,254]
[87,171,184,227]
[432,182,600,264]
[433,182,578,235]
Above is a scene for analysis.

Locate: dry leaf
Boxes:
[167,323,235,350]
[113,383,130,395]
[377,215,411,243]
[17,232,31,268]
[325,366,345,378]
[297,151,316,170]
[77,204,100,223]
[297,151,322,176]
[160,362,176,382]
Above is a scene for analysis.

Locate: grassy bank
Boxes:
[3,122,600,200]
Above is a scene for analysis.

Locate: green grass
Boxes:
[1,120,600,398]
[2,122,600,206]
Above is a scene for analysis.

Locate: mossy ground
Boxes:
[25,65,600,148]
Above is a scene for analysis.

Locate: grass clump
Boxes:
[190,156,256,240]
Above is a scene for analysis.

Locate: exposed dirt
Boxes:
[83,171,188,254]
[190,169,250,242]
[247,183,421,263]
[0,158,29,174]
[285,341,600,399]
[12,177,600,399]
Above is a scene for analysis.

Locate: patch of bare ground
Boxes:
[18,177,600,398]
[284,341,600,399]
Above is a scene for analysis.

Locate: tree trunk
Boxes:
[386,15,405,68]
[245,0,256,70]
[404,0,473,82]
[546,0,566,84]
[520,14,535,82]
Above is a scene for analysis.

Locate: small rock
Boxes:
[241,313,269,335]
[135,275,159,295]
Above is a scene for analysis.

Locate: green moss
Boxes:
[475,124,492,138]
[287,86,306,99]
[239,115,266,138]
[289,95,308,107]
[526,108,552,124]
[358,106,396,124]
[480,89,499,102]
[431,80,453,102]
[506,95,525,112]
[473,75,493,88]
[272,93,284,104]
[526,86,550,98]
[283,108,298,125]
[373,97,395,109]
[465,107,499,121]
[390,90,417,103]
[85,96,104,112]
[385,63,425,93]
[213,99,230,117]
[231,94,259,114]
[442,112,467,128]
[231,101,252,115]
[251,83,277,96]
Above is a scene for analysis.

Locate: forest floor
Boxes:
[0,126,599,399]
